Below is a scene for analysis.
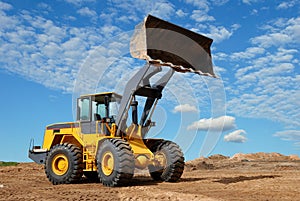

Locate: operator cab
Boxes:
[77,92,122,134]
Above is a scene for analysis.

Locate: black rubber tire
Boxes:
[147,140,164,181]
[45,143,83,185]
[96,139,135,187]
[83,171,99,182]
[148,140,185,182]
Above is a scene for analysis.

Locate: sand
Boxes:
[1,153,299,201]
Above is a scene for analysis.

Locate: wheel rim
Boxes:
[155,152,167,169]
[52,154,69,176]
[101,151,114,176]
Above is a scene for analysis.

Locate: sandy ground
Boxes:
[1,153,300,201]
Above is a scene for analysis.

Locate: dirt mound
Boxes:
[185,160,214,171]
[185,153,300,172]
[289,154,300,160]
[207,154,229,160]
[185,154,229,171]
[230,152,300,161]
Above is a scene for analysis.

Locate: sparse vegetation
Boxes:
[0,161,19,167]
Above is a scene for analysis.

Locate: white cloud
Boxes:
[162,73,208,108]
[251,33,291,48]
[64,0,96,6]
[231,23,241,31]
[62,37,84,50]
[242,0,262,5]
[227,78,300,128]
[42,42,62,58]
[185,0,209,11]
[0,9,108,93]
[206,25,232,43]
[213,52,228,61]
[286,18,300,40]
[191,10,215,22]
[117,15,138,23]
[274,130,300,146]
[0,4,19,30]
[231,47,265,60]
[250,9,258,15]
[150,2,175,19]
[212,0,229,6]
[277,1,297,9]
[76,7,98,23]
[176,9,187,18]
[77,7,97,18]
[99,0,154,24]
[235,61,295,81]
[224,129,247,143]
[37,3,52,11]
[225,15,300,129]
[0,1,13,10]
[187,115,236,131]
[251,17,300,48]
[173,104,198,113]
[185,0,216,24]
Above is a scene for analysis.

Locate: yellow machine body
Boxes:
[41,92,154,172]
[42,124,155,172]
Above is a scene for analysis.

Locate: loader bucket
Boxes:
[130,15,216,77]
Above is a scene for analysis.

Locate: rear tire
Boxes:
[45,143,83,185]
[148,140,184,182]
[96,139,135,187]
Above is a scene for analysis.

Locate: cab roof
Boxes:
[79,92,122,103]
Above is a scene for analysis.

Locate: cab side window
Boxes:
[78,98,90,121]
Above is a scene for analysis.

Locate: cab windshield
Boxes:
[92,94,121,121]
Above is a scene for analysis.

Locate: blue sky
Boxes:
[0,0,299,162]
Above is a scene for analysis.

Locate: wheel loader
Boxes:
[28,15,216,187]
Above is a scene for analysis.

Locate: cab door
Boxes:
[77,97,92,134]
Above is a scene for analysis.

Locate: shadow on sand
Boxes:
[214,175,281,184]
[77,175,207,186]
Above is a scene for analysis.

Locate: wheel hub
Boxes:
[155,152,167,168]
[102,151,114,176]
[52,154,69,176]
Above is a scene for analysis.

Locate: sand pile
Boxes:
[185,153,300,171]
[230,152,300,162]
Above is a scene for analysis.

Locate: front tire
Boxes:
[148,140,184,182]
[96,139,135,187]
[45,143,83,185]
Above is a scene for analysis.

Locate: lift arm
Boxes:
[116,14,216,136]
[115,64,174,136]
